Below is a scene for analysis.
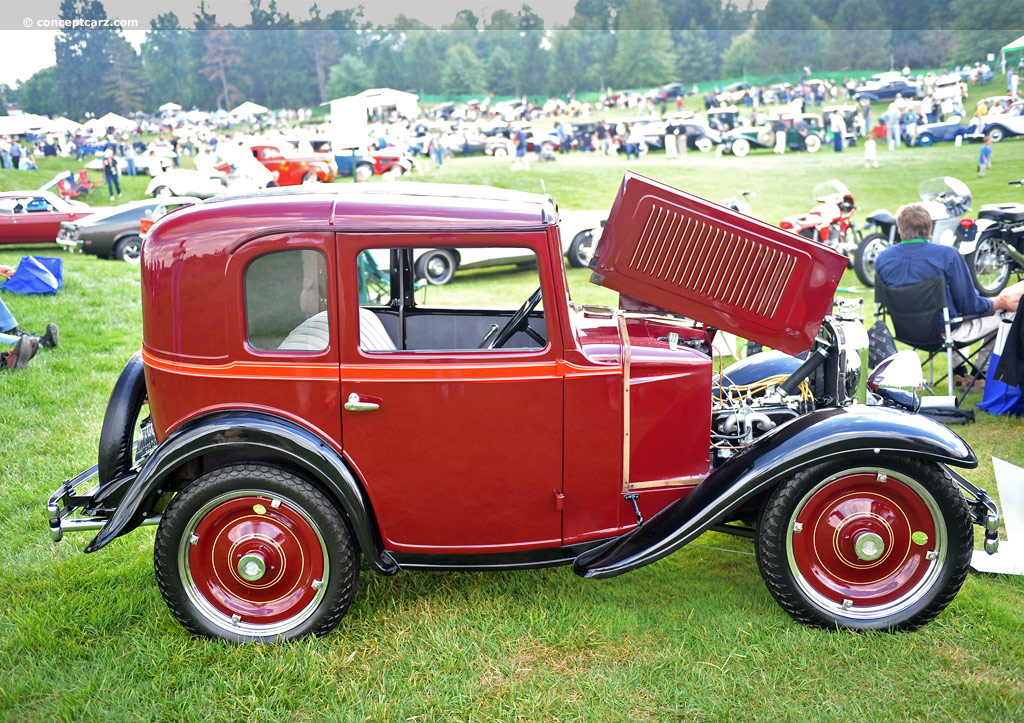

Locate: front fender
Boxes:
[574,405,975,580]
[84,410,399,575]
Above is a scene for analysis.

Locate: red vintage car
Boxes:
[48,176,1000,642]
[250,144,336,185]
[0,191,92,245]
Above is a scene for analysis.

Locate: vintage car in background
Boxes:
[853,72,922,102]
[58,197,199,262]
[911,115,976,146]
[249,144,337,185]
[0,191,92,245]
[48,176,1000,642]
[334,146,413,181]
[724,112,825,156]
[139,197,200,240]
[975,100,1024,143]
[145,169,262,199]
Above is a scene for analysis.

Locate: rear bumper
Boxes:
[47,465,158,544]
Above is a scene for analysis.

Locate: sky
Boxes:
[0,0,580,88]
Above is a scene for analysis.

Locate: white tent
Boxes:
[355,88,420,119]
[0,113,52,135]
[1002,34,1024,73]
[229,101,270,120]
[87,112,135,132]
[158,101,183,113]
[49,116,84,134]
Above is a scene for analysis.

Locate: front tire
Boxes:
[154,464,359,642]
[918,133,933,147]
[568,230,597,268]
[854,232,894,287]
[731,138,750,157]
[756,457,973,631]
[967,232,1011,296]
[986,126,1004,143]
[695,137,713,153]
[804,134,822,153]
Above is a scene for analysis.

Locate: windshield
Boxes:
[812,180,850,203]
[918,176,971,207]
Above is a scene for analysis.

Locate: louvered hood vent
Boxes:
[591,173,847,355]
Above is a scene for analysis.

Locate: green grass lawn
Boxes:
[2,129,1024,720]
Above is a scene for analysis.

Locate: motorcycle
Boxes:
[779,180,860,260]
[854,176,976,287]
[961,179,1024,295]
[721,189,753,215]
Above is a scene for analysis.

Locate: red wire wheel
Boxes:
[155,464,358,642]
[757,458,973,631]
[181,492,329,634]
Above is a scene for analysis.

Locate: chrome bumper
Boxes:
[951,469,1001,554]
[47,465,159,543]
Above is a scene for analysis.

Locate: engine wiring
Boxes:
[710,374,815,451]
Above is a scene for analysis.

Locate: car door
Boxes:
[16,197,64,243]
[338,235,564,555]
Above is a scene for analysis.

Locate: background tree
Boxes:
[103,35,148,114]
[487,46,519,96]
[403,29,442,95]
[948,0,1022,65]
[822,0,891,71]
[199,27,242,109]
[751,0,824,73]
[610,0,677,88]
[324,55,375,99]
[18,68,61,116]
[515,6,550,96]
[54,0,114,117]
[142,13,195,108]
[676,22,719,82]
[441,44,485,95]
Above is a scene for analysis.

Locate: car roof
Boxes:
[163,183,558,235]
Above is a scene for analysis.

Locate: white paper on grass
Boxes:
[971,457,1024,576]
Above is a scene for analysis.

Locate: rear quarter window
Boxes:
[245,249,328,351]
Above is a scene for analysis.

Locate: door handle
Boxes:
[344,393,380,412]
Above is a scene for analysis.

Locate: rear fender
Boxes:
[574,405,975,579]
[957,220,998,256]
[84,410,399,575]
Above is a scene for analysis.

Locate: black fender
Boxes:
[574,405,976,579]
[97,350,146,485]
[84,410,399,575]
[865,209,896,228]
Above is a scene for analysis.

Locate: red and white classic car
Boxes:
[249,144,337,185]
[48,176,1000,642]
[0,191,92,245]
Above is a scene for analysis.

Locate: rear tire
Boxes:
[355,163,374,181]
[731,138,750,157]
[967,232,1011,296]
[415,249,458,285]
[918,133,933,147]
[986,127,1005,143]
[113,235,142,264]
[804,134,822,153]
[695,137,713,153]
[154,464,358,642]
[757,457,973,631]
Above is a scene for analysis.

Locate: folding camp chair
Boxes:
[875,275,996,406]
[77,170,97,193]
[55,178,82,200]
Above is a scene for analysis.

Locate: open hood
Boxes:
[590,173,847,355]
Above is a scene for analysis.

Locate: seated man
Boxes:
[0,265,60,371]
[875,203,1024,367]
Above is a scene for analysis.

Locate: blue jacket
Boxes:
[875,240,993,330]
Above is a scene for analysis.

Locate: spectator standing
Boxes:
[102,149,122,200]
[0,137,9,169]
[830,111,846,152]
[596,121,610,156]
[882,104,901,150]
[1009,69,1019,100]
[978,136,993,177]
[9,141,22,169]
[123,143,137,176]
[511,127,529,171]
[772,118,787,154]
[170,136,179,167]
[864,136,879,167]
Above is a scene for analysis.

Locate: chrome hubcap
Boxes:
[237,552,267,582]
[854,531,885,562]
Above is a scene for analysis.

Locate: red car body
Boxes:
[48,175,998,642]
[0,191,92,245]
[250,145,336,185]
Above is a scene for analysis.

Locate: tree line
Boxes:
[7,0,1020,119]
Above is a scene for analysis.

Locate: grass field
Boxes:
[2,122,1024,721]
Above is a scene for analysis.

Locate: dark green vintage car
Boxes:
[723,112,826,157]
[57,197,198,263]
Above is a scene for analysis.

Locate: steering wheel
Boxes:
[483,287,545,349]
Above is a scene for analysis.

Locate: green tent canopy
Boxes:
[1002,34,1024,72]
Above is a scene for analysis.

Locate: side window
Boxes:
[357,246,547,353]
[245,249,329,351]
